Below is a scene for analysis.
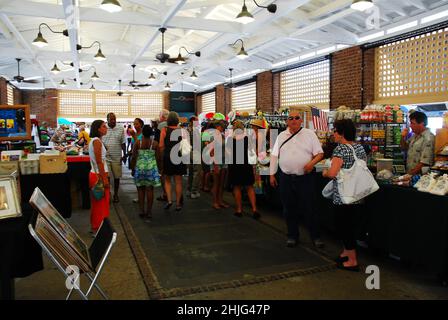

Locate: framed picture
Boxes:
[0,176,22,220]
[0,105,31,141]
[29,187,92,270]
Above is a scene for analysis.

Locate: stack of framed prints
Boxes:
[29,187,93,272]
[0,175,21,220]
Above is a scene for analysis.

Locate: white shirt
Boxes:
[89,137,109,173]
[271,128,323,175]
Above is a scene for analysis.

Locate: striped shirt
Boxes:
[102,125,126,162]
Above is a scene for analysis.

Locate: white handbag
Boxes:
[180,138,192,157]
[335,144,379,204]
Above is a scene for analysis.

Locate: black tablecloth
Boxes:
[0,206,43,300]
[314,176,448,280]
[20,173,72,218]
[67,162,91,209]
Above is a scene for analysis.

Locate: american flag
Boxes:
[311,107,329,132]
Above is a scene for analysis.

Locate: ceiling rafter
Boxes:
[0,13,57,87]
[0,0,242,34]
[62,0,81,88]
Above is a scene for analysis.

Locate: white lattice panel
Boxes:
[58,90,94,116]
[130,93,163,118]
[201,91,216,113]
[231,82,256,112]
[96,92,129,116]
[7,84,13,105]
[280,60,330,109]
[375,28,448,104]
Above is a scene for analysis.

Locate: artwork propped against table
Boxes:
[29,187,93,272]
[0,105,31,141]
[0,176,21,220]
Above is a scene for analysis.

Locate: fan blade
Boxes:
[136,83,151,87]
[23,79,40,84]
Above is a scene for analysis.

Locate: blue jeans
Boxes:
[279,171,320,241]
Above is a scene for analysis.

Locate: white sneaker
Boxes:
[191,192,200,199]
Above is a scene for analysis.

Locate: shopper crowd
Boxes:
[85,109,429,273]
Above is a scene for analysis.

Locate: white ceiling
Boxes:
[0,0,447,92]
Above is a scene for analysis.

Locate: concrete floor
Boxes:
[14,171,448,300]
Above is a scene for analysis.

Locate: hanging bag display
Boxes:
[336,144,379,204]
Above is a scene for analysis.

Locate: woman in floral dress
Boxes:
[131,125,161,221]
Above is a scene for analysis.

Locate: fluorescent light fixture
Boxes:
[272,61,287,68]
[420,10,448,24]
[387,21,418,34]
[358,31,385,43]
[300,52,316,60]
[183,81,199,88]
[316,46,336,55]
[336,44,350,50]
[287,56,301,63]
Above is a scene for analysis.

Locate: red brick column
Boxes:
[273,72,281,111]
[0,77,8,105]
[216,85,225,115]
[331,46,364,110]
[256,71,273,112]
[22,89,58,127]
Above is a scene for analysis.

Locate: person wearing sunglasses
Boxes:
[269,111,325,248]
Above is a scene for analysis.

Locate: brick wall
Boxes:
[195,93,202,115]
[330,46,375,110]
[0,77,8,105]
[363,47,376,106]
[256,71,273,112]
[13,87,22,104]
[224,87,231,115]
[331,46,363,110]
[163,91,170,111]
[216,85,225,114]
[22,89,58,127]
[273,72,280,111]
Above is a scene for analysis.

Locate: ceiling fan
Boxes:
[116,79,132,97]
[128,64,151,88]
[224,68,235,89]
[10,58,40,84]
[155,28,200,64]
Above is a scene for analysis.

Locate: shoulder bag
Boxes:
[336,144,379,204]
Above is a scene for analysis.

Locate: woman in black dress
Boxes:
[159,112,187,211]
[226,120,258,218]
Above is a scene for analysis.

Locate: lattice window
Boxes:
[7,84,14,105]
[59,90,94,116]
[58,90,163,118]
[375,28,448,104]
[130,93,163,118]
[96,92,129,116]
[231,82,256,112]
[280,60,330,109]
[201,91,215,113]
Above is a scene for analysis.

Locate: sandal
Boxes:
[113,195,120,203]
[157,195,168,202]
[234,212,243,217]
[164,202,173,210]
[219,203,230,208]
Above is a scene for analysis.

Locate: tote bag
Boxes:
[336,144,379,204]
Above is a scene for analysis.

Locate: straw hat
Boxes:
[249,118,265,128]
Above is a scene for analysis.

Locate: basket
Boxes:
[40,152,68,174]
[20,159,40,175]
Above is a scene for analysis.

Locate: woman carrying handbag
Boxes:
[322,119,369,271]
[88,120,110,235]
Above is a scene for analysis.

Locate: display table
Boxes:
[20,173,72,218]
[0,205,43,300]
[315,176,448,282]
[67,155,91,209]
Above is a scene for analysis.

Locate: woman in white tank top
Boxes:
[88,120,110,234]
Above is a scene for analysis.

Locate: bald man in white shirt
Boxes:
[270,111,324,248]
